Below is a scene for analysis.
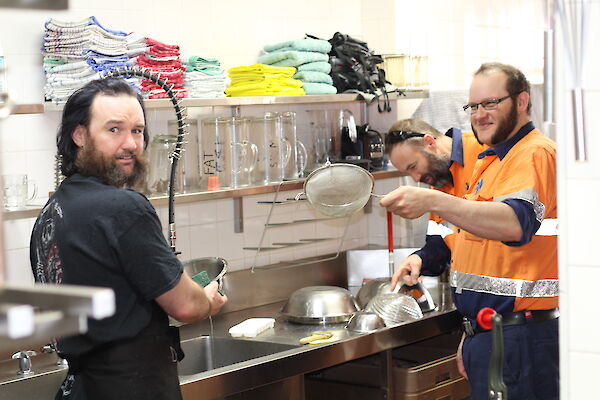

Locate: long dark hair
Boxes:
[57,78,149,177]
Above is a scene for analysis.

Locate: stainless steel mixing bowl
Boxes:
[345,311,386,333]
[280,286,359,324]
[183,257,228,288]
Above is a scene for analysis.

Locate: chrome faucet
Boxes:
[11,350,37,375]
[42,342,68,366]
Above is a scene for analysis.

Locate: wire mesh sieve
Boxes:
[365,293,423,326]
[301,163,380,218]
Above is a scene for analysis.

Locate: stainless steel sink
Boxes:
[0,353,67,400]
[178,336,297,376]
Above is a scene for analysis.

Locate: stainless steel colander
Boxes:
[299,162,382,218]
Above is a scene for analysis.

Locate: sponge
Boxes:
[229,318,275,338]
[191,270,224,295]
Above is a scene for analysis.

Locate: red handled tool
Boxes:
[477,307,508,400]
[386,211,394,277]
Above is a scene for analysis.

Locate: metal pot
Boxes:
[183,257,228,288]
[281,286,359,324]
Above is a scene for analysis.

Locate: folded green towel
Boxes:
[302,82,338,95]
[264,38,331,54]
[296,61,331,74]
[184,55,221,67]
[258,51,328,67]
[293,71,333,85]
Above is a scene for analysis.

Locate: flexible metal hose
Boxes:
[100,68,188,253]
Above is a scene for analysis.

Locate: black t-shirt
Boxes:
[30,174,183,356]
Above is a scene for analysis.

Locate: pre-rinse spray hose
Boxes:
[101,67,188,254]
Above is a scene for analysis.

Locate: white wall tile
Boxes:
[188,223,219,260]
[2,218,34,250]
[566,266,600,353]
[189,200,218,225]
[564,179,600,266]
[174,225,192,262]
[5,248,33,284]
[567,352,600,400]
[217,219,245,261]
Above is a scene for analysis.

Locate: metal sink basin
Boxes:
[178,336,297,376]
[0,353,67,400]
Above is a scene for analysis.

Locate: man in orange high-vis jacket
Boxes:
[383,119,485,290]
[380,63,558,400]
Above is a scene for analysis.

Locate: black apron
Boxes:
[56,303,184,400]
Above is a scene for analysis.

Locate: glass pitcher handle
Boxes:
[296,140,308,175]
[282,138,292,167]
[246,141,259,173]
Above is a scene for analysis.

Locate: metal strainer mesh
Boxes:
[365,293,424,326]
[303,163,375,218]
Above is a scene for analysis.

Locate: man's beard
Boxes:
[420,150,453,189]
[75,139,148,190]
[473,100,518,146]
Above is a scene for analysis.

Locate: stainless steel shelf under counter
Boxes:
[178,283,461,400]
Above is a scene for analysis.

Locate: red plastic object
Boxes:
[477,307,496,331]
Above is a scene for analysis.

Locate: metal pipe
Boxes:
[543,28,555,124]
[572,87,587,161]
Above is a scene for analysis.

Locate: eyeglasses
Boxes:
[387,131,425,142]
[462,93,518,114]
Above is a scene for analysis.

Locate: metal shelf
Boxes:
[2,169,402,220]
[43,90,428,111]
[10,104,44,115]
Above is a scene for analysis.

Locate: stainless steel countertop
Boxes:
[178,283,461,400]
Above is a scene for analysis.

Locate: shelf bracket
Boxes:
[233,197,244,233]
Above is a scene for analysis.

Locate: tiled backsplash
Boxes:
[4,176,425,284]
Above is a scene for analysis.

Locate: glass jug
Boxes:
[200,117,233,190]
[248,115,291,185]
[229,117,258,188]
[265,111,307,180]
[168,119,201,193]
[306,109,357,167]
[147,134,183,195]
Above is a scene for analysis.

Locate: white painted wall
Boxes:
[554,1,600,398]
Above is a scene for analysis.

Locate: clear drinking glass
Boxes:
[1,174,37,210]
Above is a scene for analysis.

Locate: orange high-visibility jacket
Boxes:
[428,130,486,252]
[450,128,558,318]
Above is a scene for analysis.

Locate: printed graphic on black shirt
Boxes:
[31,199,64,283]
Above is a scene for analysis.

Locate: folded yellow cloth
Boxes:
[225,83,305,97]
[228,63,296,76]
[226,64,305,96]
